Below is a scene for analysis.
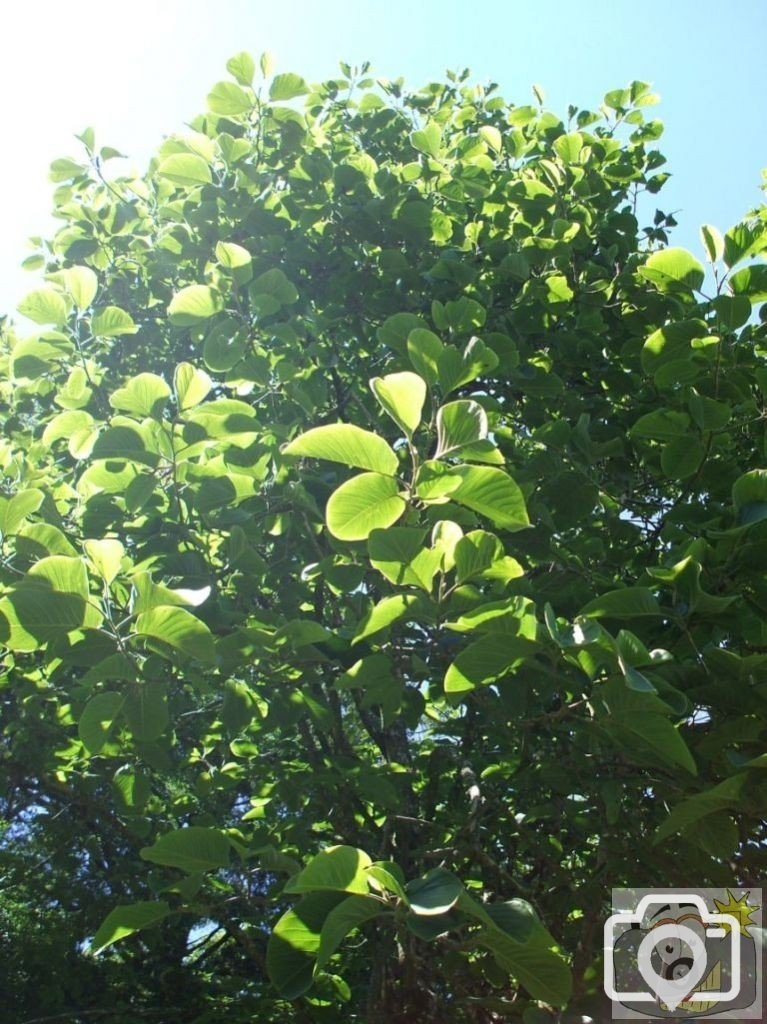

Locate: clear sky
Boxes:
[1,0,765,315]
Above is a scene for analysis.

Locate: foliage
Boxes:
[1,52,767,1023]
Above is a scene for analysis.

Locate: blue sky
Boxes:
[1,0,764,315]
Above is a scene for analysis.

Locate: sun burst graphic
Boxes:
[713,889,760,936]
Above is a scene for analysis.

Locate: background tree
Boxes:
[1,52,766,1023]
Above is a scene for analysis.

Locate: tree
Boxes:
[1,52,766,1023]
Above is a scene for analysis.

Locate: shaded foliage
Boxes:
[1,53,766,1022]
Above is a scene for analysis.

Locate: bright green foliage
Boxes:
[1,52,767,1024]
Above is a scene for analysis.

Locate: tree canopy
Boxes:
[1,52,766,1023]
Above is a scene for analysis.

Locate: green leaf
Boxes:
[49,157,86,182]
[479,125,503,154]
[64,266,98,310]
[125,684,169,742]
[252,267,298,306]
[366,863,408,902]
[203,319,248,372]
[174,362,212,411]
[729,263,767,301]
[446,466,529,531]
[411,122,442,158]
[454,530,504,583]
[580,587,661,619]
[546,275,573,304]
[438,337,498,394]
[17,287,67,326]
[226,51,256,86]
[134,606,215,662]
[113,767,151,814]
[471,898,573,1006]
[407,328,444,384]
[733,469,767,524]
[641,320,706,373]
[84,539,124,585]
[445,634,537,694]
[435,400,488,458]
[370,372,426,438]
[368,527,427,582]
[267,891,346,999]
[406,868,462,916]
[0,489,44,537]
[269,73,309,101]
[326,474,407,542]
[140,826,230,872]
[284,845,373,895]
[168,285,223,327]
[91,306,138,337]
[221,680,263,733]
[207,81,252,116]
[661,437,704,480]
[723,220,767,267]
[446,597,535,636]
[215,241,251,269]
[631,408,690,440]
[316,894,383,970]
[654,775,745,844]
[78,692,125,754]
[91,901,170,955]
[284,424,398,475]
[353,594,422,644]
[597,683,697,774]
[110,372,171,419]
[700,224,724,262]
[639,247,705,292]
[259,51,275,77]
[157,153,213,186]
[0,556,100,651]
[553,131,582,164]
[712,294,751,329]
[684,812,740,859]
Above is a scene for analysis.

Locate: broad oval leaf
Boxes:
[352,593,422,644]
[639,247,705,292]
[110,372,171,419]
[435,400,488,458]
[215,241,251,269]
[326,473,406,541]
[78,692,125,754]
[411,122,442,158]
[226,51,256,86]
[447,466,529,531]
[84,539,125,585]
[134,605,215,662]
[316,894,383,970]
[91,901,170,955]
[18,287,67,326]
[157,153,213,186]
[207,81,252,115]
[267,891,346,999]
[406,868,463,916]
[140,826,231,873]
[168,285,223,327]
[64,266,98,310]
[284,424,398,475]
[174,362,212,411]
[370,372,426,437]
[284,845,373,895]
[580,587,661,619]
[91,306,138,337]
[269,72,309,101]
